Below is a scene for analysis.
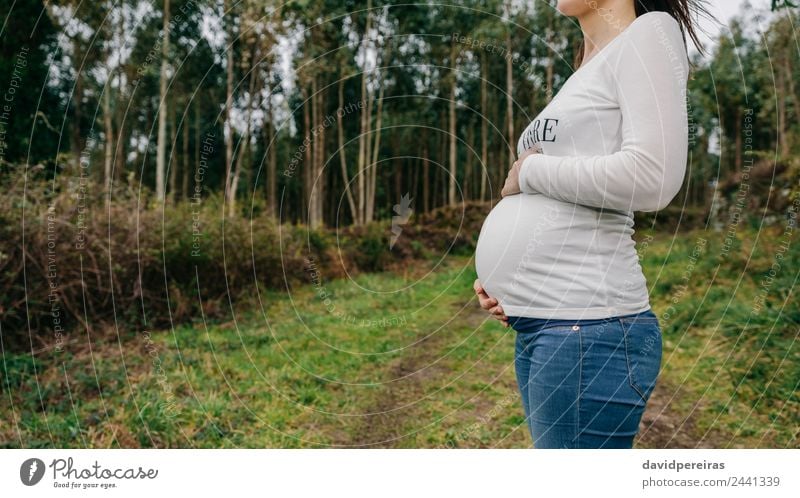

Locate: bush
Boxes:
[0,175,491,352]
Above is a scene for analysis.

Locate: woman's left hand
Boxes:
[501,146,541,198]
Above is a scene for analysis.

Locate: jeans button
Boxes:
[572,325,580,331]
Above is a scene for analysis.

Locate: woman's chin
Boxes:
[555,0,591,17]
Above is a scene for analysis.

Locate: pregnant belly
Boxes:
[474,194,604,313]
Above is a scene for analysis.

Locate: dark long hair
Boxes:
[574,0,716,68]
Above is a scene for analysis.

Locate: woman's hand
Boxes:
[501,145,541,198]
[473,279,509,327]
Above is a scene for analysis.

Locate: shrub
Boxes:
[0,176,491,352]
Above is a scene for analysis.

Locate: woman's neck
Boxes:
[578,3,637,65]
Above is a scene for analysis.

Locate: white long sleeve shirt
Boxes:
[474,11,689,319]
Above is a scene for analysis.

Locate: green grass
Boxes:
[1,226,798,448]
[640,225,799,447]
[1,257,528,448]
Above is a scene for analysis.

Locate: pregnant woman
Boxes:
[473,0,709,448]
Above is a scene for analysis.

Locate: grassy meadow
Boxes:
[1,224,798,448]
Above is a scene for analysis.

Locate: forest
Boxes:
[2,1,797,225]
[0,1,798,448]
[5,0,798,333]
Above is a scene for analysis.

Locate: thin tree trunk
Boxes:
[412,156,419,210]
[245,59,258,204]
[356,67,366,225]
[440,111,447,206]
[422,143,430,213]
[504,0,515,188]
[465,125,474,200]
[156,0,171,202]
[356,5,371,226]
[313,77,326,228]
[357,0,373,225]
[309,77,319,228]
[71,38,84,172]
[113,17,126,185]
[367,74,385,222]
[505,20,514,168]
[319,82,326,226]
[363,82,374,222]
[302,85,312,224]
[194,99,200,198]
[480,53,488,201]
[168,97,177,203]
[433,146,441,209]
[266,88,277,218]
[545,13,555,102]
[778,65,788,158]
[394,154,402,203]
[782,56,798,155]
[337,78,357,222]
[223,0,235,208]
[785,57,800,122]
[448,39,458,206]
[102,81,113,193]
[734,108,742,173]
[182,107,189,200]
[228,52,257,217]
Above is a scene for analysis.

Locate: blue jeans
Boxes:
[509,308,662,448]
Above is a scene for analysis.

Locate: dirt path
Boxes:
[329,303,735,449]
[637,378,734,448]
[331,317,457,447]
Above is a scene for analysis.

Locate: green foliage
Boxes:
[0,175,491,350]
[2,224,798,448]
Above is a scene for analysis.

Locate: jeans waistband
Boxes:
[509,308,655,334]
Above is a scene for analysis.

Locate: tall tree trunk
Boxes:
[785,57,800,124]
[422,143,430,213]
[318,82,326,227]
[448,39,458,206]
[465,125,474,200]
[393,153,402,203]
[356,68,367,225]
[266,89,277,218]
[355,0,373,225]
[182,107,189,200]
[480,53,488,201]
[302,85,312,224]
[782,56,799,156]
[309,77,319,228]
[168,98,177,203]
[412,157,420,210]
[113,19,127,184]
[545,13,555,102]
[102,81,114,193]
[363,82,374,222]
[433,147,441,209]
[505,20,514,169]
[155,0,171,202]
[71,38,84,172]
[367,73,385,222]
[194,99,200,198]
[778,65,788,158]
[310,76,325,228]
[337,78,357,222]
[223,0,235,208]
[228,52,257,217]
[734,108,742,173]
[114,104,126,186]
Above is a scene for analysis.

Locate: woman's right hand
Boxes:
[473,279,509,327]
